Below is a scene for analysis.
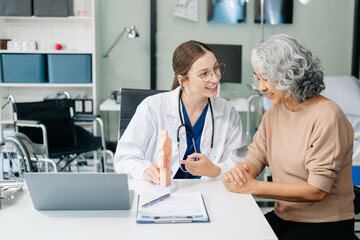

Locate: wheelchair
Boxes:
[0,93,113,180]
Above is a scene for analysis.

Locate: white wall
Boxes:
[98,0,150,101]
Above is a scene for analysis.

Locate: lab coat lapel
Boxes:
[165,87,186,161]
[165,87,180,119]
[165,87,183,131]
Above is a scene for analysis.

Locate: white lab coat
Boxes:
[114,87,244,180]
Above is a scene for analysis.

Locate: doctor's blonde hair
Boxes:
[171,40,213,90]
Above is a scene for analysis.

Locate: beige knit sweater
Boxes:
[245,100,355,222]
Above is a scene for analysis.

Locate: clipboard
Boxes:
[136,192,210,224]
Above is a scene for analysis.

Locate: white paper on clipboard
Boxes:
[136,192,209,223]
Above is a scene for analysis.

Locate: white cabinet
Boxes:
[0,0,98,141]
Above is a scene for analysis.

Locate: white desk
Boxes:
[0,179,277,240]
[228,97,255,112]
[99,98,120,112]
[99,98,120,141]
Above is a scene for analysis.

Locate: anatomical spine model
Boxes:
[158,130,172,187]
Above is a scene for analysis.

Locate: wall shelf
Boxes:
[0,16,92,21]
[0,0,98,141]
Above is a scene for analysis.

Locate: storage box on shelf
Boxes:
[0,0,32,16]
[1,54,46,83]
[33,0,73,17]
[48,54,92,83]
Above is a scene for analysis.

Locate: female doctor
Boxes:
[114,40,244,183]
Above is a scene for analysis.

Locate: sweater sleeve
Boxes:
[244,110,270,176]
[305,108,354,193]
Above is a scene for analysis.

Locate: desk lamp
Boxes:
[102,25,140,103]
[102,25,139,58]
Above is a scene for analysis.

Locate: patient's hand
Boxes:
[222,163,257,194]
[143,162,160,184]
[224,163,249,185]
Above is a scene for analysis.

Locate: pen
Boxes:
[141,193,171,208]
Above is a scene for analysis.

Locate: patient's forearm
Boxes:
[252,181,328,202]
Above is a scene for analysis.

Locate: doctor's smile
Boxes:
[206,84,218,92]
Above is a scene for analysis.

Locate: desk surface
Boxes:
[99,98,120,111]
[0,179,277,240]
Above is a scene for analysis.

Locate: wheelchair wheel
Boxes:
[0,136,31,180]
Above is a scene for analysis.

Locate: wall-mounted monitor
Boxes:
[207,44,242,84]
[254,0,293,24]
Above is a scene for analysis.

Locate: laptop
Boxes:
[24,173,134,210]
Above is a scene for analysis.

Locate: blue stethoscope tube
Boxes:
[177,92,214,172]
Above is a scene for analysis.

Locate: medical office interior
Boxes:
[0,0,360,238]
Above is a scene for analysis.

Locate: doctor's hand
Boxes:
[222,163,257,194]
[143,162,160,184]
[180,153,221,178]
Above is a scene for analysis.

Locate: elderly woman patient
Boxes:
[223,34,355,240]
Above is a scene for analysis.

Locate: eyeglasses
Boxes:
[182,63,226,83]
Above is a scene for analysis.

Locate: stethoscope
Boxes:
[176,92,214,172]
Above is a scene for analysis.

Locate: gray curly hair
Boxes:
[250,34,324,103]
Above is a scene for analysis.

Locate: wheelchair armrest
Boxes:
[74,114,106,153]
[16,120,49,158]
[17,120,42,127]
[74,114,100,122]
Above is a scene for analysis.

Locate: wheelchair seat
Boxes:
[13,98,106,172]
[47,126,102,158]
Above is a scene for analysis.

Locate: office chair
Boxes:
[0,94,110,179]
[118,88,166,139]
